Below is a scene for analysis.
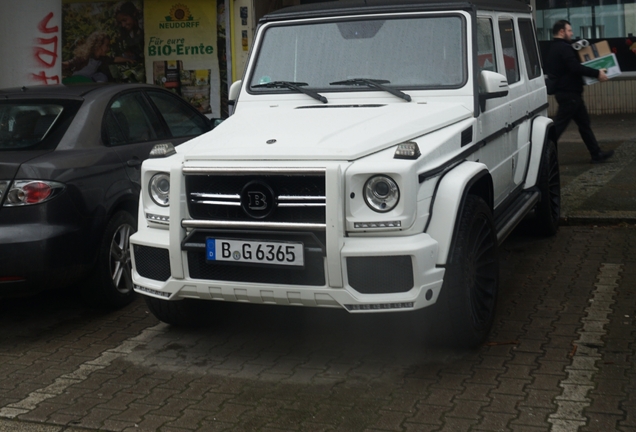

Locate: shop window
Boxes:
[519,19,542,80]
[499,19,520,84]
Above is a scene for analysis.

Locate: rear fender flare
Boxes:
[426,161,491,266]
[525,116,554,189]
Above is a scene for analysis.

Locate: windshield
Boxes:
[249,15,467,93]
[0,101,77,151]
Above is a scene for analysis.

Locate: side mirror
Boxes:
[209,118,224,129]
[479,71,509,111]
[228,80,242,106]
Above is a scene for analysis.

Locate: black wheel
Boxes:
[82,211,137,309]
[144,296,222,327]
[434,195,499,349]
[534,139,560,236]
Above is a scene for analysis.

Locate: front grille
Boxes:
[183,229,326,286]
[133,245,171,282]
[347,256,414,294]
[185,173,325,223]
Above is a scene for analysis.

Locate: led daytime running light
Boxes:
[354,221,401,229]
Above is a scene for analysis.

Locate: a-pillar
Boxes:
[0,0,62,88]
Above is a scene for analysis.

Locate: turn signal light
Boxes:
[394,142,421,159]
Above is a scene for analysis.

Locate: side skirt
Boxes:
[494,188,540,245]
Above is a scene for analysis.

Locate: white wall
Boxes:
[0,0,62,88]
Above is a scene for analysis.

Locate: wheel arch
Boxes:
[108,195,139,223]
[426,161,493,266]
[525,116,555,189]
[83,193,139,270]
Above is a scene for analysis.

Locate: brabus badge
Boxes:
[240,180,276,219]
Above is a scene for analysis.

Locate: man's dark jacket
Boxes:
[545,38,600,95]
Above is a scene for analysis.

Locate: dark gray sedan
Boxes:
[0,83,213,308]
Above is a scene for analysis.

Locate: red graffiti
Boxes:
[37,12,58,34]
[31,71,60,85]
[32,12,60,85]
[34,37,58,68]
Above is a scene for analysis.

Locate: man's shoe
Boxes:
[591,150,614,163]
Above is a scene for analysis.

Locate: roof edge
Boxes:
[260,0,530,23]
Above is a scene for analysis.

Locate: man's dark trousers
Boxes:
[553,92,601,156]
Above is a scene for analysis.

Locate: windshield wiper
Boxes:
[252,81,328,104]
[329,78,412,102]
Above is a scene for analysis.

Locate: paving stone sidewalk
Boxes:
[0,224,634,431]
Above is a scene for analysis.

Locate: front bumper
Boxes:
[131,226,445,313]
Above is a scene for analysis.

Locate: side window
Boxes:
[518,19,542,80]
[498,19,520,84]
[477,18,497,73]
[103,92,165,146]
[146,91,211,138]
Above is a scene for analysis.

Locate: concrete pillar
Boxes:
[0,0,62,88]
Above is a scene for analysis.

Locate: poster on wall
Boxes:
[61,1,145,84]
[144,2,220,117]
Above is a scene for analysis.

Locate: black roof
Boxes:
[262,0,530,22]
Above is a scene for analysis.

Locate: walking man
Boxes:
[545,20,614,163]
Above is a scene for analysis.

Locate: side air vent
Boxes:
[461,126,473,147]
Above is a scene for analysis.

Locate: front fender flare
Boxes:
[426,161,490,266]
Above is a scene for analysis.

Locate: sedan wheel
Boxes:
[82,211,137,309]
[110,222,133,295]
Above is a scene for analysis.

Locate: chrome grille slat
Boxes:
[278,203,326,208]
[182,220,326,231]
[185,170,326,224]
[183,167,326,175]
[191,201,241,206]
[278,195,325,201]
[191,193,240,199]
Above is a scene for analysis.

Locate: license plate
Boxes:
[206,238,304,267]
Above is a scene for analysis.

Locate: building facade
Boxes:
[1,0,634,115]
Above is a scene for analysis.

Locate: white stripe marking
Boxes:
[548,263,622,431]
[0,323,168,419]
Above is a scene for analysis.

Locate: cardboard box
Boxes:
[577,40,611,62]
[581,53,622,85]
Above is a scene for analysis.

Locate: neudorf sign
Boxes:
[144,0,221,117]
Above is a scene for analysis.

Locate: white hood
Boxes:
[185,102,472,161]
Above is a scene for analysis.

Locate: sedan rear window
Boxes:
[0,103,67,150]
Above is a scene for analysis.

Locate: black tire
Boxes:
[82,211,137,309]
[534,139,560,236]
[144,296,221,327]
[434,195,499,349]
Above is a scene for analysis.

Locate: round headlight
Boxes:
[364,175,399,213]
[149,173,170,207]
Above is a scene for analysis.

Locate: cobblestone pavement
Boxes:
[0,224,634,431]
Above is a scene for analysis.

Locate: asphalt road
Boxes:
[0,223,634,432]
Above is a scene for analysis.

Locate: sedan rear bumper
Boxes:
[0,221,96,295]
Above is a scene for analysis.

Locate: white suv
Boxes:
[131,0,559,348]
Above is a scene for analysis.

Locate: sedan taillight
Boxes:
[2,180,65,206]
